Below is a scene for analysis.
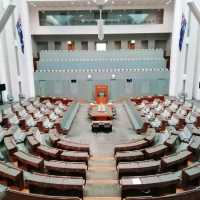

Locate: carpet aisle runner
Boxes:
[84,156,121,200]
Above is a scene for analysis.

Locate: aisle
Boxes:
[84,156,121,199]
[67,102,143,156]
[66,102,146,199]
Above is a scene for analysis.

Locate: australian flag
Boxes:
[179,14,187,51]
[16,17,24,54]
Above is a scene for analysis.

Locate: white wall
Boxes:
[32,33,171,56]
[0,0,35,102]
[29,3,174,35]
[169,0,200,100]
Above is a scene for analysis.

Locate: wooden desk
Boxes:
[91,120,112,133]
[89,105,113,121]
[60,151,89,165]
[44,160,87,178]
[182,162,200,183]
[144,144,168,159]
[115,150,144,163]
[188,136,200,153]
[24,172,84,198]
[114,140,149,154]
[57,140,90,155]
[27,136,40,149]
[4,137,17,154]
[36,145,61,159]
[49,129,60,145]
[0,161,23,188]
[120,172,180,198]
[118,160,160,178]
[14,151,44,170]
[164,135,178,149]
[6,189,82,200]
[187,124,200,136]
[161,150,192,170]
[144,131,156,145]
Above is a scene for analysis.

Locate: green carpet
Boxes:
[87,170,117,180]
[84,184,121,197]
[89,159,116,167]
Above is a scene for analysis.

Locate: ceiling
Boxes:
[27,0,174,9]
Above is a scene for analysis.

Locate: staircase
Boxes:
[84,156,121,200]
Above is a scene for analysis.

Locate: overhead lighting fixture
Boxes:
[131,40,136,44]
[93,0,109,6]
[97,8,104,41]
[67,41,72,45]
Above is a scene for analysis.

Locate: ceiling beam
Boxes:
[0,3,16,34]
[188,1,200,24]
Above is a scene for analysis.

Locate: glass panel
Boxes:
[39,10,100,26]
[103,9,164,25]
[39,9,164,26]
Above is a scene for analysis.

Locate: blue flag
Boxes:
[16,17,24,54]
[179,14,187,51]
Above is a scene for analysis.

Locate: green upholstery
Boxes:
[61,102,80,131]
[124,100,144,131]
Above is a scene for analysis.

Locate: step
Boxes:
[90,156,115,161]
[84,180,121,197]
[89,166,116,172]
[87,179,118,185]
[87,170,118,180]
[84,197,121,200]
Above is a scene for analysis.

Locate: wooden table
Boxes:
[89,105,113,121]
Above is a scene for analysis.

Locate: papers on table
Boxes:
[131,178,142,185]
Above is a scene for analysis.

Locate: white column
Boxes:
[0,0,19,101]
[169,0,183,96]
[185,13,199,99]
[0,33,9,101]
[0,1,9,101]
[107,40,115,50]
[192,25,200,99]
[15,0,35,98]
